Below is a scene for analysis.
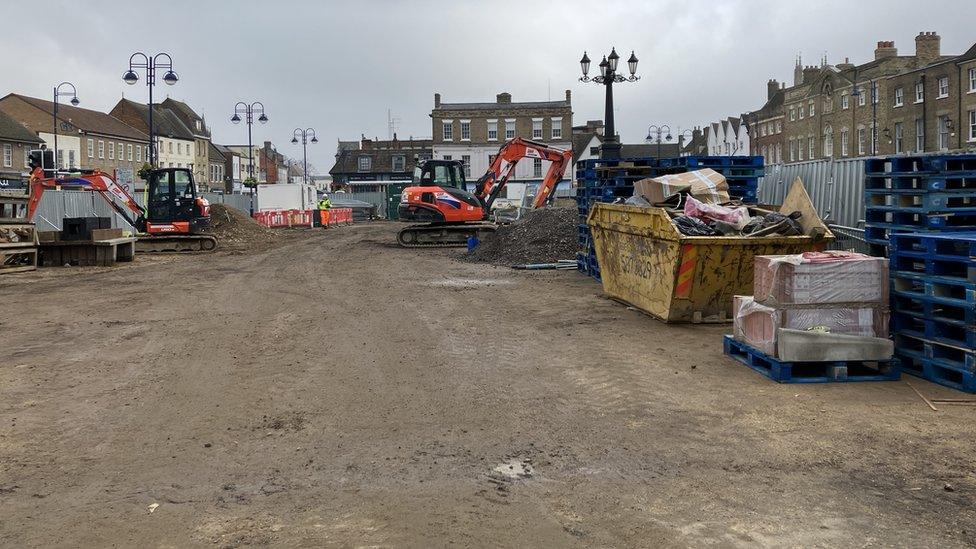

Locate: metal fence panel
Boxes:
[201,192,254,214]
[328,191,386,216]
[759,157,867,228]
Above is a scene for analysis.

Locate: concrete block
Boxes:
[776,328,894,362]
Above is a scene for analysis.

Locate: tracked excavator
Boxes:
[26,149,217,252]
[396,138,572,247]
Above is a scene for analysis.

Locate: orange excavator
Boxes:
[26,149,217,252]
[396,137,572,247]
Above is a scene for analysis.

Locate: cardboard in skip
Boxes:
[634,168,729,205]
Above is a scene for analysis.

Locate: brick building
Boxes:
[329,135,433,186]
[430,91,573,193]
[0,93,148,186]
[0,108,41,182]
[745,32,976,164]
[259,141,287,184]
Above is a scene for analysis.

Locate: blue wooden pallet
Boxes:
[864,173,976,193]
[925,155,976,173]
[865,207,976,229]
[891,273,976,305]
[889,254,975,282]
[891,292,976,326]
[889,231,976,257]
[864,156,931,176]
[723,336,900,384]
[891,311,976,349]
[894,332,976,372]
[865,191,976,212]
[896,351,976,393]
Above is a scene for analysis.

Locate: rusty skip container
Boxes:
[587,178,833,323]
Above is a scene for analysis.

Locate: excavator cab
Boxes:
[145,168,211,235]
[414,160,466,189]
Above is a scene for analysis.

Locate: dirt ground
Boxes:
[1,222,974,548]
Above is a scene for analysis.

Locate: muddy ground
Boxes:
[1,222,974,548]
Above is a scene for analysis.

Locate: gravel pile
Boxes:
[461,207,578,265]
[209,204,280,250]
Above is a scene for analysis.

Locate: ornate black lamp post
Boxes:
[123,53,178,166]
[52,82,79,170]
[645,124,673,159]
[291,128,318,185]
[580,48,639,160]
[231,102,268,184]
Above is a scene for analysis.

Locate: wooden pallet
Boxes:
[0,246,38,274]
[0,223,37,248]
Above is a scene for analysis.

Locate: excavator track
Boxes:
[396,223,497,248]
[136,234,219,253]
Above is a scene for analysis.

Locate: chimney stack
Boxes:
[434,93,441,108]
[837,57,855,71]
[496,92,512,104]
[565,89,571,102]
[767,79,780,100]
[802,66,820,83]
[874,41,898,60]
[915,31,941,65]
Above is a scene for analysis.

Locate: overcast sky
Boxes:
[2,0,973,172]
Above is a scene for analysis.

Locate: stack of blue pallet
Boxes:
[888,232,976,393]
[863,154,976,256]
[575,156,764,281]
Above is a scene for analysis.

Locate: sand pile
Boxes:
[461,207,577,265]
[209,204,279,250]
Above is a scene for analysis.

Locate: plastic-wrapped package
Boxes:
[754,251,889,305]
[683,196,751,229]
[733,295,889,358]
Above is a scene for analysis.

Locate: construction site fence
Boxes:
[758,157,870,228]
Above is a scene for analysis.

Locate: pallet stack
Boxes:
[575,156,764,281]
[889,232,976,392]
[0,190,38,274]
[863,154,976,256]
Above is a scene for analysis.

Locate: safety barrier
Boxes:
[318,208,353,227]
[253,209,314,228]
[252,208,354,228]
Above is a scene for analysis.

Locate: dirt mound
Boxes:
[209,204,279,250]
[461,207,578,265]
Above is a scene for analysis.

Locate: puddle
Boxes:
[429,278,514,288]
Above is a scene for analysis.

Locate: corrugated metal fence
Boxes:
[328,191,385,215]
[33,190,142,232]
[759,157,870,228]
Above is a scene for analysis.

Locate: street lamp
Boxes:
[645,124,673,159]
[291,128,317,185]
[231,101,268,189]
[52,82,79,171]
[580,48,639,159]
[123,52,178,166]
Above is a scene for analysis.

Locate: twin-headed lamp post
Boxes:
[580,48,639,160]
[291,128,317,185]
[122,53,178,166]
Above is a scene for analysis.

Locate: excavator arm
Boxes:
[27,168,146,230]
[474,138,572,210]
